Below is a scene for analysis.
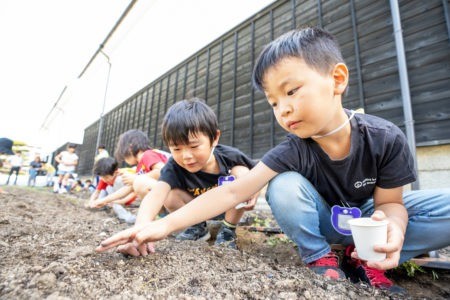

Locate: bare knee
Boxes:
[164,189,192,212]
[132,175,154,199]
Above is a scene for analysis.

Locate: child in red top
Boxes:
[87,157,137,208]
[114,129,168,201]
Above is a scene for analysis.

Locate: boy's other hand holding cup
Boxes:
[349,210,404,270]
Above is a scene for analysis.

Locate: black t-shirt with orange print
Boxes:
[159,144,255,198]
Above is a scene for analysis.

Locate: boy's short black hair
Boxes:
[98,144,106,149]
[252,27,345,92]
[115,129,151,162]
[93,157,118,176]
[162,98,219,146]
[68,143,77,149]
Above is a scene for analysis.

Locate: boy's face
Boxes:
[100,174,116,185]
[168,131,219,173]
[68,147,75,153]
[263,57,347,139]
[124,155,138,166]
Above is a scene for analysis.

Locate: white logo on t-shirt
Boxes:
[354,178,377,189]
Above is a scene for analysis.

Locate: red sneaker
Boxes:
[342,245,405,294]
[307,251,346,280]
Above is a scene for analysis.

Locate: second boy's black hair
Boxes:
[93,157,118,176]
[252,27,345,92]
[162,98,219,146]
[115,129,151,163]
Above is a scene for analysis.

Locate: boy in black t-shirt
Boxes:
[98,28,449,293]
[100,99,257,256]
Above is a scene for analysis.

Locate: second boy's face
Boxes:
[168,132,219,173]
[262,57,346,139]
[101,174,116,185]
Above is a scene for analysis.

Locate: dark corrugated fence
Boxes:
[76,0,450,175]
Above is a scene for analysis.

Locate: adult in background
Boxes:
[6,150,23,185]
[0,137,14,193]
[54,143,79,193]
[28,155,42,187]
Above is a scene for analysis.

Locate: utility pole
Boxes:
[95,48,112,152]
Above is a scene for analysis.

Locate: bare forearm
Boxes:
[90,190,100,202]
[102,186,133,204]
[111,192,136,205]
[135,183,169,225]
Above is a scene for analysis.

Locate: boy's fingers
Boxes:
[371,210,386,221]
[98,228,137,249]
[137,244,149,256]
[117,244,141,257]
[147,242,156,253]
[367,252,400,270]
[95,237,130,252]
[373,243,400,254]
[367,260,395,270]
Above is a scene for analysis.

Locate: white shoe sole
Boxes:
[198,231,211,241]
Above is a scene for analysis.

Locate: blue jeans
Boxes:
[266,171,450,264]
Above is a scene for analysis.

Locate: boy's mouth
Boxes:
[185,162,197,168]
[286,120,301,129]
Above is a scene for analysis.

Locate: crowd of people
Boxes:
[1,27,449,295]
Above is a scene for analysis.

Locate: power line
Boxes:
[39,0,138,132]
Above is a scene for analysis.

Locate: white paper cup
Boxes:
[348,218,388,261]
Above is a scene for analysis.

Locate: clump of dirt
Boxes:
[0,187,449,299]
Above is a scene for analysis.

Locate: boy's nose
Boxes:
[280,100,293,116]
[182,149,193,159]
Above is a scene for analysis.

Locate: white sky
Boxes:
[0,0,274,154]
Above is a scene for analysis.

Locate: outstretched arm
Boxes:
[90,185,134,208]
[110,191,137,205]
[97,162,277,252]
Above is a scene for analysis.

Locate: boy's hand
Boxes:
[242,192,260,211]
[90,200,106,209]
[96,220,169,254]
[120,172,136,186]
[350,210,404,270]
[116,242,155,257]
[96,226,142,252]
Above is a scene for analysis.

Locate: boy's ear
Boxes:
[212,130,221,147]
[332,63,349,95]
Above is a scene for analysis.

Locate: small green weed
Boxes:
[431,270,439,280]
[251,217,271,228]
[399,261,426,277]
[266,235,292,247]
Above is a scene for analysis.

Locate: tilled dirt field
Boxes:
[0,186,449,299]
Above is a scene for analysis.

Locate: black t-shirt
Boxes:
[261,111,417,207]
[159,144,256,198]
[30,161,42,169]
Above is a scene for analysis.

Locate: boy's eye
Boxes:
[287,87,299,96]
[269,102,277,108]
[190,145,199,149]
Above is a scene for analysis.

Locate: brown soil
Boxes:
[0,186,449,299]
